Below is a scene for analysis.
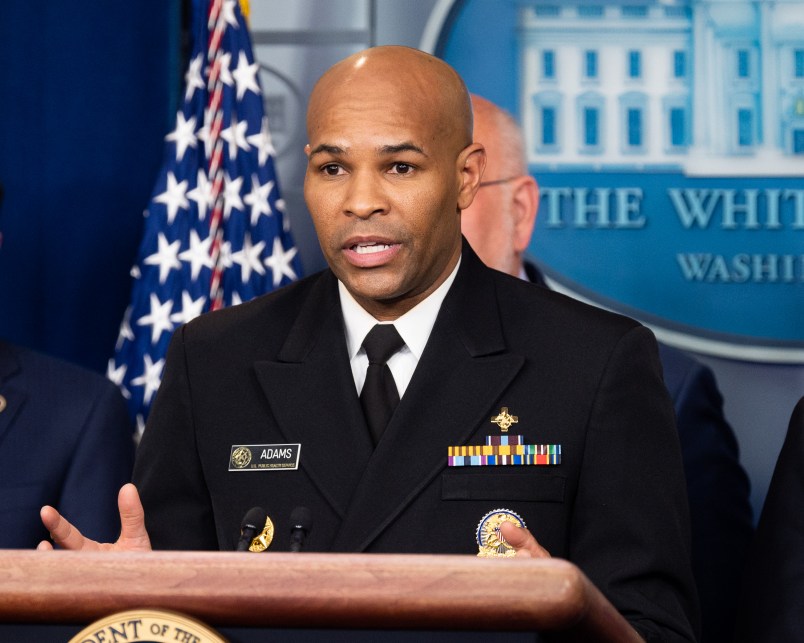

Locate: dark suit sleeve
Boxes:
[571,326,700,643]
[735,396,804,642]
[670,358,753,643]
[57,378,135,543]
[134,326,219,549]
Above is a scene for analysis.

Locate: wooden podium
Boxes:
[0,550,642,641]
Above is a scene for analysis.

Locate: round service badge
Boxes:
[475,508,527,558]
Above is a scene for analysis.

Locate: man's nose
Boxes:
[343,170,388,219]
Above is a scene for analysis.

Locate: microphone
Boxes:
[236,506,267,552]
[289,506,313,552]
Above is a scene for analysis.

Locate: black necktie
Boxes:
[360,324,405,445]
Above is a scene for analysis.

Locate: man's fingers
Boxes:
[37,484,152,553]
[39,505,99,551]
[36,540,54,551]
[116,483,152,551]
[500,521,550,558]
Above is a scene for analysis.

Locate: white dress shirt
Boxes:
[338,258,461,398]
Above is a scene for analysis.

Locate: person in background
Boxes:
[461,94,754,643]
[735,395,804,642]
[0,339,134,547]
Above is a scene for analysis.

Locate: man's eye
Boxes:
[391,163,413,175]
[321,164,343,176]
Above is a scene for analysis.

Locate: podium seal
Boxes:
[68,608,226,643]
[476,508,527,558]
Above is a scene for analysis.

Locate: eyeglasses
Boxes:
[478,177,519,188]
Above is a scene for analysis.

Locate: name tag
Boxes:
[229,443,301,471]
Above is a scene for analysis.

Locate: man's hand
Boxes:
[500,520,551,558]
[37,483,152,552]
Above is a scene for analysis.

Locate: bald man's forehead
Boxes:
[307,47,473,147]
[306,94,452,163]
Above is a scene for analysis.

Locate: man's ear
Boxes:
[512,175,539,253]
[456,143,486,210]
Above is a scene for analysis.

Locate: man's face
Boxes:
[461,177,520,276]
[304,63,482,320]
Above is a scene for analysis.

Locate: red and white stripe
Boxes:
[205,0,228,311]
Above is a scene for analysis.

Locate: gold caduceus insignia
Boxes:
[490,407,518,432]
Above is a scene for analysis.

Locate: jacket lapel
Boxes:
[252,272,374,519]
[331,245,524,551]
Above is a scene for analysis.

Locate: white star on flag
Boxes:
[196,108,214,160]
[106,361,129,399]
[221,0,239,29]
[184,54,205,101]
[136,293,175,344]
[115,308,134,349]
[221,113,250,160]
[231,233,266,281]
[143,233,182,284]
[169,291,207,325]
[217,51,233,86]
[243,175,274,225]
[247,117,277,167]
[265,237,298,286]
[178,229,214,280]
[218,239,234,271]
[130,354,165,406]
[232,52,261,100]
[187,169,214,221]
[165,112,197,161]
[222,173,244,218]
[153,172,189,224]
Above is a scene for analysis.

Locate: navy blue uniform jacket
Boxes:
[135,244,699,642]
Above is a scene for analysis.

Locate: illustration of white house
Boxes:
[519,0,804,176]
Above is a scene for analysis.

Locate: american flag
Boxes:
[108,0,301,437]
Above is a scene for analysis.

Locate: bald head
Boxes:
[307,46,473,153]
[461,95,539,277]
[470,95,527,181]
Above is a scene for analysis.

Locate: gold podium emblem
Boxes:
[249,515,275,552]
[69,608,227,643]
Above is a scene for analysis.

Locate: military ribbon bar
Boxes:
[447,441,561,467]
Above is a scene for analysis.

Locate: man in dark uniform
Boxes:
[40,46,698,642]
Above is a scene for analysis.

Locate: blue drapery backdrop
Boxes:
[0,1,180,373]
